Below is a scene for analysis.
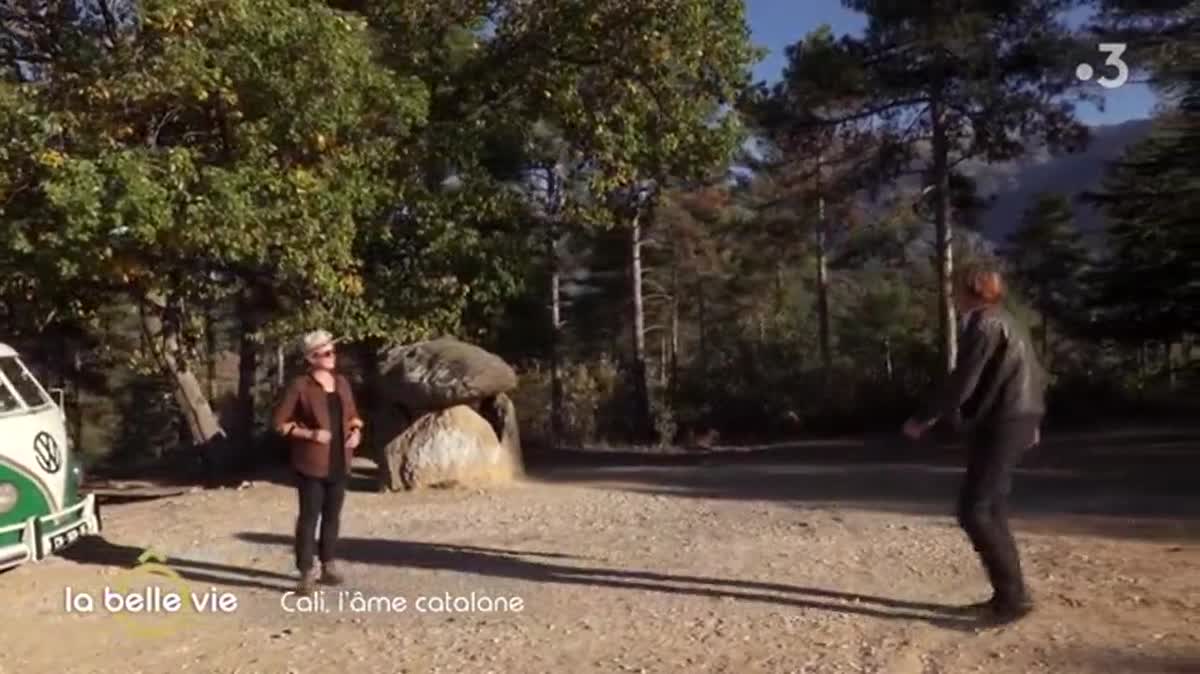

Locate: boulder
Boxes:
[382,405,519,490]
[379,336,518,411]
[479,393,523,476]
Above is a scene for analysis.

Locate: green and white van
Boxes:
[0,342,100,571]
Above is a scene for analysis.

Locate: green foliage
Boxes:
[1080,1,1199,343]
[745,1,1095,375]
[6,0,1199,467]
[1090,0,1198,100]
[493,0,760,199]
[3,0,431,340]
[1083,107,1200,340]
[1003,192,1090,336]
[836,276,930,377]
[510,358,622,449]
[761,2,1092,168]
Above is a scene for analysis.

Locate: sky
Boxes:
[745,0,1158,127]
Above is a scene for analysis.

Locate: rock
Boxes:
[383,405,519,490]
[478,393,523,477]
[379,337,517,411]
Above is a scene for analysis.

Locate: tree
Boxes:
[1082,114,1199,344]
[1089,0,1198,99]
[488,0,760,443]
[1003,192,1089,361]
[761,3,1090,374]
[1082,0,1198,358]
[484,119,593,448]
[0,0,429,467]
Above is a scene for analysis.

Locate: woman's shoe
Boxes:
[319,561,345,586]
[296,569,318,595]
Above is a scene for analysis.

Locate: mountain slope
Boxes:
[973,119,1155,244]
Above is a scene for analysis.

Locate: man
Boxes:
[903,265,1047,625]
[273,330,364,594]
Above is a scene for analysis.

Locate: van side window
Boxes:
[0,357,49,409]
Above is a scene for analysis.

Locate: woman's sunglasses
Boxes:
[312,349,335,359]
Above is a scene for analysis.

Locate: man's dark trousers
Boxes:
[957,417,1039,606]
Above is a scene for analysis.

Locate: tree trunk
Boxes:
[1040,309,1049,362]
[235,291,258,458]
[775,263,785,315]
[549,235,565,448]
[669,206,680,404]
[629,211,653,443]
[816,197,832,382]
[1165,339,1176,391]
[660,334,668,386]
[1136,341,1147,391]
[205,302,217,402]
[883,336,894,383]
[139,292,226,454]
[670,293,679,403]
[931,98,957,374]
[69,344,83,451]
[355,338,385,490]
[698,285,707,377]
[276,344,285,389]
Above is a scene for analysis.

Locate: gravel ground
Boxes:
[2,436,1199,674]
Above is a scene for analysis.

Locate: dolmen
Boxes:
[373,336,522,491]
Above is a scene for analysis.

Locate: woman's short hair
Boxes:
[300,329,334,357]
[955,264,1006,304]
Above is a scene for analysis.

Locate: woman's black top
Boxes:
[325,388,345,479]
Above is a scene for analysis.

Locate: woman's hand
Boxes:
[902,417,932,440]
[346,428,362,450]
[312,429,332,445]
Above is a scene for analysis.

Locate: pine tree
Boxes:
[1083,0,1200,346]
[752,4,1090,374]
[1003,192,1089,361]
[1083,107,1200,344]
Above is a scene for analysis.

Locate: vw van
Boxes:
[0,342,100,571]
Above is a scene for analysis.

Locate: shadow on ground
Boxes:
[245,463,382,493]
[86,447,384,494]
[1051,647,1200,673]
[236,533,984,630]
[56,535,295,592]
[526,428,1200,543]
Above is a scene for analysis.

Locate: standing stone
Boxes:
[371,400,416,492]
[383,405,518,490]
[479,393,523,477]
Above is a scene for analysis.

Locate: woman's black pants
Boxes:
[294,472,347,573]
[957,418,1040,606]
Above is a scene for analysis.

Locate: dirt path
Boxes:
[2,450,1199,674]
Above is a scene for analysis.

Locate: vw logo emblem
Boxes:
[34,432,61,474]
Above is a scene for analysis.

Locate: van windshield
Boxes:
[0,357,50,409]
[0,377,20,413]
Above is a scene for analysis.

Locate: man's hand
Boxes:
[312,429,332,445]
[1030,426,1040,448]
[902,418,932,440]
[346,428,362,450]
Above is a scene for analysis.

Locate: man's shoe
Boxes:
[977,598,1035,627]
[296,569,318,595]
[319,561,345,586]
[953,594,999,614]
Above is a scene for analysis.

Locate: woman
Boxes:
[272,330,364,594]
[902,265,1046,625]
